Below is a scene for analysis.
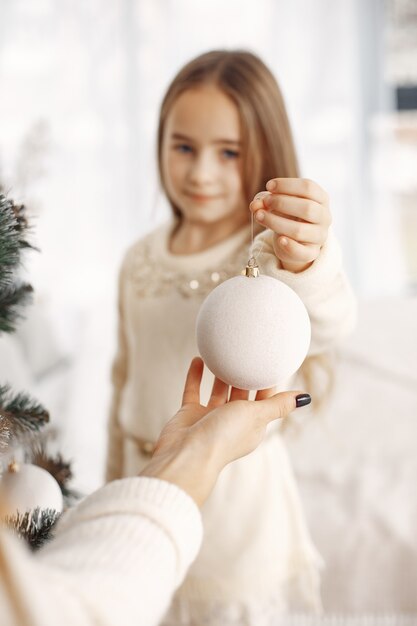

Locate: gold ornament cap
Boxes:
[245,257,259,278]
[8,460,20,473]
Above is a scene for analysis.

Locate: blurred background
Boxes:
[0,0,417,617]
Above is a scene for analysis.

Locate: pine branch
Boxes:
[0,414,12,453]
[0,192,35,285]
[0,193,36,333]
[0,191,31,238]
[32,450,73,494]
[0,202,20,285]
[0,385,49,445]
[3,507,61,550]
[9,197,30,235]
[0,282,33,333]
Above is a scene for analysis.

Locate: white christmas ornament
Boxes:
[196,262,311,390]
[0,462,64,517]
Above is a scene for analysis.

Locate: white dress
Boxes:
[106,221,357,624]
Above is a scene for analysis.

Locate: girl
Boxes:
[106,50,356,624]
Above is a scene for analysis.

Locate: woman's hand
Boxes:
[250,178,331,273]
[140,358,310,506]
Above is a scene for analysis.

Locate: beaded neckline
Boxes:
[127,222,251,299]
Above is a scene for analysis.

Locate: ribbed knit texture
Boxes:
[0,477,202,626]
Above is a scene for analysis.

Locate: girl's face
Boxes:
[161,84,247,226]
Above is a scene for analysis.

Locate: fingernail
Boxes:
[280,236,288,246]
[296,393,311,408]
[256,210,265,221]
[266,180,277,192]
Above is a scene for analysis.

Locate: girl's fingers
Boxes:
[250,194,323,225]
[265,194,328,225]
[250,191,271,214]
[275,236,321,265]
[252,191,271,203]
[229,387,250,401]
[255,210,325,245]
[207,376,229,408]
[266,178,329,205]
[181,357,204,406]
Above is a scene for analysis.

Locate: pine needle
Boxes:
[3,507,61,550]
[0,192,36,331]
[0,385,49,442]
[32,450,73,493]
[0,282,33,333]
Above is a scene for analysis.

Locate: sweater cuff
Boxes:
[56,477,203,581]
[254,227,342,294]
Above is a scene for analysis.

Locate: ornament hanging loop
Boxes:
[8,460,20,473]
[245,256,259,278]
[246,212,260,277]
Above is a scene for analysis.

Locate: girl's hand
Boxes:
[250,178,331,273]
[141,358,307,506]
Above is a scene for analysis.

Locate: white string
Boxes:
[248,210,264,265]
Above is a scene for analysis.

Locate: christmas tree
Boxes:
[0,191,74,549]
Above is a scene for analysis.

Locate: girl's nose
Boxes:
[187,151,217,185]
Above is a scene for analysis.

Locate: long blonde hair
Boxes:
[157,49,333,410]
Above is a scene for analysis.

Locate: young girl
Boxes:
[106,50,356,624]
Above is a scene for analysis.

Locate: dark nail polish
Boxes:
[296,394,311,408]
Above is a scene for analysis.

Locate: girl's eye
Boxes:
[174,144,193,154]
[222,149,239,159]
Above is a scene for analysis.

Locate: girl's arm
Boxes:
[250,178,356,354]
[252,226,357,355]
[105,262,129,482]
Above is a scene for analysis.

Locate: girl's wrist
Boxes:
[280,259,313,273]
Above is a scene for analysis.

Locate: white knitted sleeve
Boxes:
[253,228,357,355]
[1,478,202,626]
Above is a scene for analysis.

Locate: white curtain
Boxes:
[0,0,401,490]
[0,0,399,300]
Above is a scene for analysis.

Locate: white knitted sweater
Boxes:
[0,477,203,626]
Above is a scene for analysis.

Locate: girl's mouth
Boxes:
[185,193,221,202]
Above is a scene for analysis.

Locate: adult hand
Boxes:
[250,178,331,273]
[140,357,310,506]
